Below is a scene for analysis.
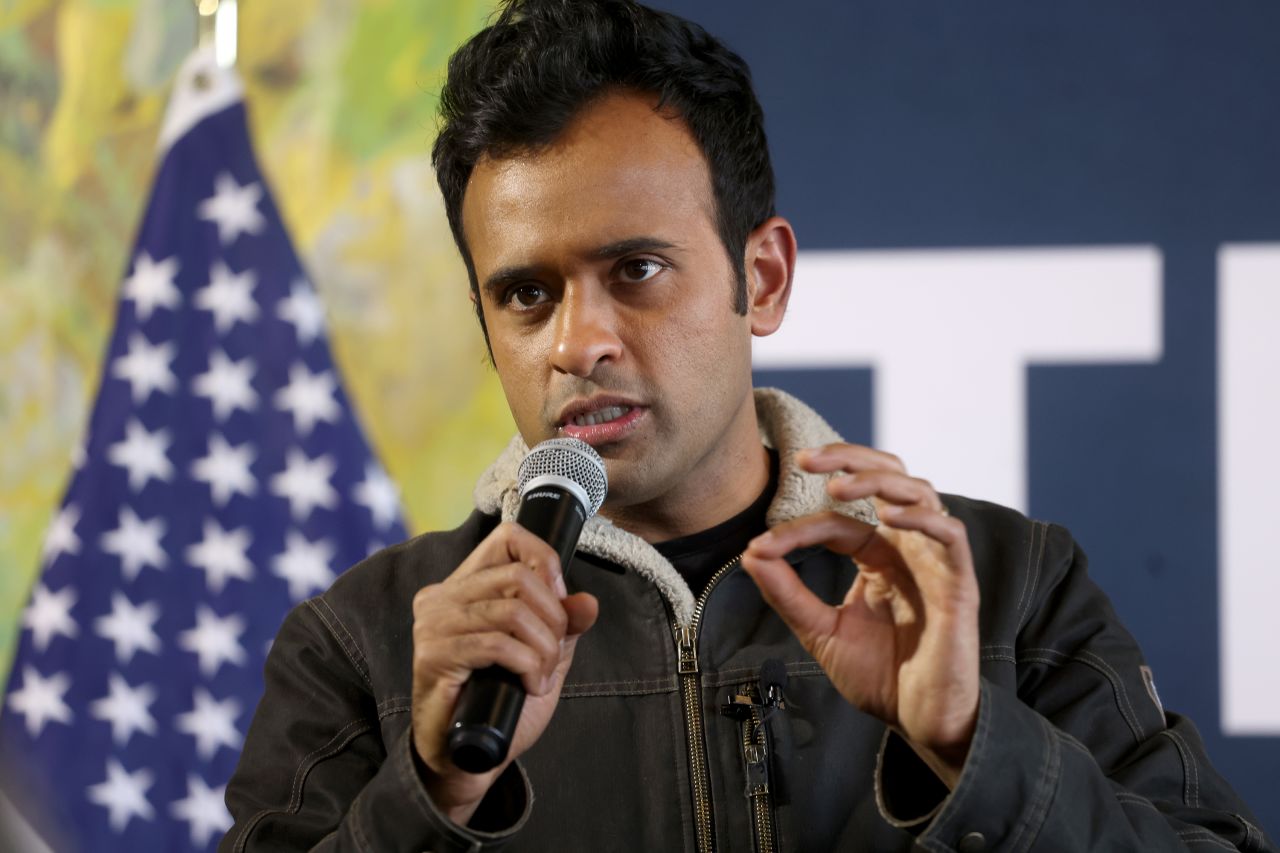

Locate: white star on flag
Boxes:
[274,362,341,437]
[100,506,168,582]
[41,503,82,564]
[22,583,78,652]
[272,530,336,601]
[86,758,155,833]
[174,688,242,760]
[111,332,177,404]
[122,251,181,321]
[178,606,247,678]
[89,673,158,747]
[6,667,73,737]
[107,418,175,492]
[277,278,326,346]
[185,517,254,593]
[0,49,413,852]
[196,261,260,334]
[192,349,259,422]
[94,593,162,665]
[191,433,257,507]
[196,171,265,245]
[353,462,402,530]
[170,775,233,847]
[270,448,339,521]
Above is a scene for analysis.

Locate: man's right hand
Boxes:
[411,521,599,825]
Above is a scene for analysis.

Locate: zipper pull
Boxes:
[676,625,698,674]
[744,741,770,795]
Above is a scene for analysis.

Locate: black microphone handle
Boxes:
[446,486,588,773]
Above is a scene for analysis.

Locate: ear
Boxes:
[744,216,796,337]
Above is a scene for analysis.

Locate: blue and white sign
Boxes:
[652,0,1280,831]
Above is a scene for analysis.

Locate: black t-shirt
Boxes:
[653,450,779,599]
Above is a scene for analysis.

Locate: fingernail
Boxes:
[879,505,901,518]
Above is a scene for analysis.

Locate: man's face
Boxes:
[461,91,763,523]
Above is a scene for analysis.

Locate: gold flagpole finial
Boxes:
[195,0,238,69]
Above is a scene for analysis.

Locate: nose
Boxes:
[549,281,622,377]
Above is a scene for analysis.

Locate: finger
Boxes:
[422,568,568,640]
[825,470,943,511]
[740,550,836,646]
[421,631,548,695]
[880,507,977,601]
[562,592,599,637]
[876,505,967,550]
[456,522,563,587]
[430,597,563,677]
[747,511,907,571]
[797,443,907,476]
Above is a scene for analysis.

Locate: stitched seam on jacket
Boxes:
[979,642,1016,664]
[1008,716,1060,852]
[307,598,372,690]
[377,698,411,720]
[1113,792,1160,811]
[562,677,674,690]
[708,663,827,688]
[1176,829,1238,851]
[1169,729,1201,807]
[232,717,374,852]
[1024,522,1049,625]
[561,684,676,698]
[1161,729,1201,807]
[1075,649,1146,739]
[348,787,372,851]
[1015,521,1044,625]
[1018,648,1145,741]
[1235,813,1262,849]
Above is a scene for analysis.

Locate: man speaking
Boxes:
[221,1,1273,850]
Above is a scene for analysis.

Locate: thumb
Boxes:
[562,591,599,637]
[740,547,834,647]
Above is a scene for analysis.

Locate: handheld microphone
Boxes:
[447,437,608,773]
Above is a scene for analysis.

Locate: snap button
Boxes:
[958,831,987,852]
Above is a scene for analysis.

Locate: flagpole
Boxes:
[195,0,238,69]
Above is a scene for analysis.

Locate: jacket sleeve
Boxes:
[219,600,531,853]
[876,521,1274,853]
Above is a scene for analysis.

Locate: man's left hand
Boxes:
[740,443,980,789]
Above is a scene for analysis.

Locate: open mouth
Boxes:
[567,405,632,427]
[558,402,646,446]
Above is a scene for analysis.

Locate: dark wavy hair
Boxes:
[432,0,776,341]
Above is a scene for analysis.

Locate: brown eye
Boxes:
[620,258,664,283]
[507,284,549,308]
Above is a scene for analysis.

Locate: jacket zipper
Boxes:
[738,684,776,853]
[674,554,741,853]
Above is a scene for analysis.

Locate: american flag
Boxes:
[0,47,407,852]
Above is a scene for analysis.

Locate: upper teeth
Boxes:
[572,406,630,427]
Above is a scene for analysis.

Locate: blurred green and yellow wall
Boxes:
[0,0,515,690]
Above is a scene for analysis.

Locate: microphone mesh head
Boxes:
[517,437,609,518]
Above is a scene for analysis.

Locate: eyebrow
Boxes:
[481,236,683,297]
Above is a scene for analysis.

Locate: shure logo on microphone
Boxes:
[525,491,561,501]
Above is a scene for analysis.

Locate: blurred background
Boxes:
[1,0,1276,844]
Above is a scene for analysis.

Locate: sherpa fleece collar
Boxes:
[472,387,876,626]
